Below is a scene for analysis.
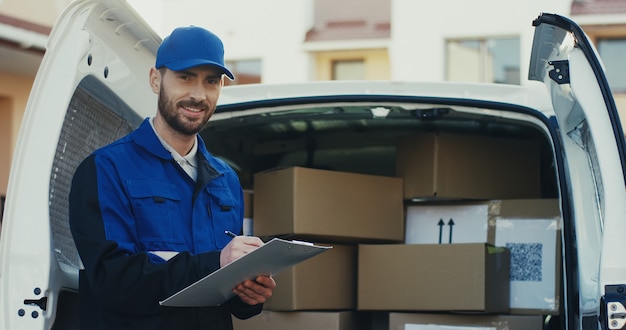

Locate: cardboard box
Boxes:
[395,132,541,200]
[233,311,369,330]
[358,243,510,313]
[388,312,543,330]
[265,244,357,311]
[404,199,561,315]
[404,199,559,245]
[253,166,404,243]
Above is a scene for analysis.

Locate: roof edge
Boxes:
[0,13,50,51]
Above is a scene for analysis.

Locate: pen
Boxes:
[225,230,238,238]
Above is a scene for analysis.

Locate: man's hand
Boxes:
[233,275,276,305]
[220,236,277,305]
[220,235,264,267]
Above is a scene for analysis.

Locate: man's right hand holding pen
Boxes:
[220,230,276,305]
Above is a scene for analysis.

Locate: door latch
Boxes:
[601,285,626,329]
[548,60,570,84]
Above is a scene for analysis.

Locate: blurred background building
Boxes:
[1,0,625,219]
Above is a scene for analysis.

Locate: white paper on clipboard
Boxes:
[159,238,332,307]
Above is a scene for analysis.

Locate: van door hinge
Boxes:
[600,285,626,329]
[548,60,570,84]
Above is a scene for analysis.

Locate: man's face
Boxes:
[154,65,224,136]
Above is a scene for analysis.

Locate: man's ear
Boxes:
[149,67,161,94]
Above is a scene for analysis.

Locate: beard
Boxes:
[157,85,213,136]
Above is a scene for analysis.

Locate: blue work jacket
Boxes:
[69,118,260,330]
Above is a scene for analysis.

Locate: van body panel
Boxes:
[0,0,157,328]
[1,2,624,329]
[530,14,626,328]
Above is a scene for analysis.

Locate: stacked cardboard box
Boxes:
[358,243,510,313]
[396,132,541,200]
[388,312,543,330]
[252,166,404,313]
[233,311,369,330]
[404,199,559,245]
[243,130,558,329]
[403,199,561,315]
[253,166,404,243]
[264,244,357,311]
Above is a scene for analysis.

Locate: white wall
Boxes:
[391,0,572,84]
[128,0,314,83]
[0,0,72,27]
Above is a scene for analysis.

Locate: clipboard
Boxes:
[159,238,332,307]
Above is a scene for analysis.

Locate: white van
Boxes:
[1,0,625,329]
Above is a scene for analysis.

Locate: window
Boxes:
[332,59,366,80]
[446,37,520,85]
[224,59,261,85]
[598,38,626,93]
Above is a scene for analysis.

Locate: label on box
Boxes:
[495,218,558,311]
[405,204,490,244]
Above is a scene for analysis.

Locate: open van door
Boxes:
[0,0,158,328]
[529,13,626,330]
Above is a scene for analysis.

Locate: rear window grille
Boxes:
[49,86,135,269]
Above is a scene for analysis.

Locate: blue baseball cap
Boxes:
[155,26,235,80]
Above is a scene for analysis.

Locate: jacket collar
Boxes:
[132,118,223,181]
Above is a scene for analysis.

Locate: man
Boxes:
[69,26,275,330]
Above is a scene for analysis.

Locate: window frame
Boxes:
[445,36,521,85]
